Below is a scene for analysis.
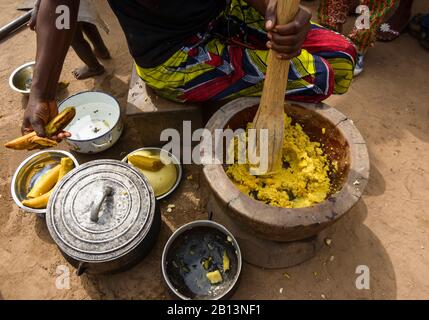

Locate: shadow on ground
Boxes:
[234,199,397,299]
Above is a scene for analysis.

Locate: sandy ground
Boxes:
[0,0,428,300]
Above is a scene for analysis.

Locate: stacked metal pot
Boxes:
[46,159,161,275]
[12,148,183,276]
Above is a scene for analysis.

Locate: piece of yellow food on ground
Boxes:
[223,251,230,272]
[128,151,177,197]
[27,164,61,198]
[206,270,223,285]
[226,114,331,208]
[22,158,74,209]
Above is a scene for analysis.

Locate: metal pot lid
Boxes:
[46,159,156,263]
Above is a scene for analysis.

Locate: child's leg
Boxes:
[81,22,111,60]
[71,23,105,79]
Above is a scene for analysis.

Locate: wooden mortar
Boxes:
[202,97,370,268]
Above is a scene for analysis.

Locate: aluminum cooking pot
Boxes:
[46,159,160,275]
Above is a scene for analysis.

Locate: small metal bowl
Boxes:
[9,61,35,95]
[11,150,79,216]
[162,220,242,300]
[122,147,182,201]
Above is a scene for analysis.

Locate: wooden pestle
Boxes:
[252,0,301,175]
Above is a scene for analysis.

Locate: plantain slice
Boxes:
[223,251,230,272]
[206,270,223,285]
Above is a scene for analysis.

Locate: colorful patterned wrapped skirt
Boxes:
[136,0,357,104]
[318,0,397,53]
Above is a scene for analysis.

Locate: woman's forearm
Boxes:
[31,0,80,101]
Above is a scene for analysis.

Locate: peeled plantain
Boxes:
[128,150,176,197]
[44,107,76,136]
[55,158,75,182]
[128,154,164,171]
[27,164,61,198]
[22,157,74,209]
[4,107,76,151]
[5,132,58,150]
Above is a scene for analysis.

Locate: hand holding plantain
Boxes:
[5,106,76,150]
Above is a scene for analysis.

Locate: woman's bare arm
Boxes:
[22,0,80,137]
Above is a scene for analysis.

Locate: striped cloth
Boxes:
[136,0,357,103]
[318,0,397,53]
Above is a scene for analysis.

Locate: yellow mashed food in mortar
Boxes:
[226,114,332,208]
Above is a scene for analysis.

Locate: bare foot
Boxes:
[72,65,105,80]
[94,46,111,60]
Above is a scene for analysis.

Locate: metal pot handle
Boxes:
[90,186,113,223]
[91,133,113,148]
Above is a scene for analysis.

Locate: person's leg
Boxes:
[222,0,355,100]
[347,0,397,75]
[318,0,353,33]
[224,0,356,99]
[71,23,105,79]
[349,0,398,53]
[299,24,357,95]
[80,22,111,59]
[377,0,414,41]
[135,0,356,103]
